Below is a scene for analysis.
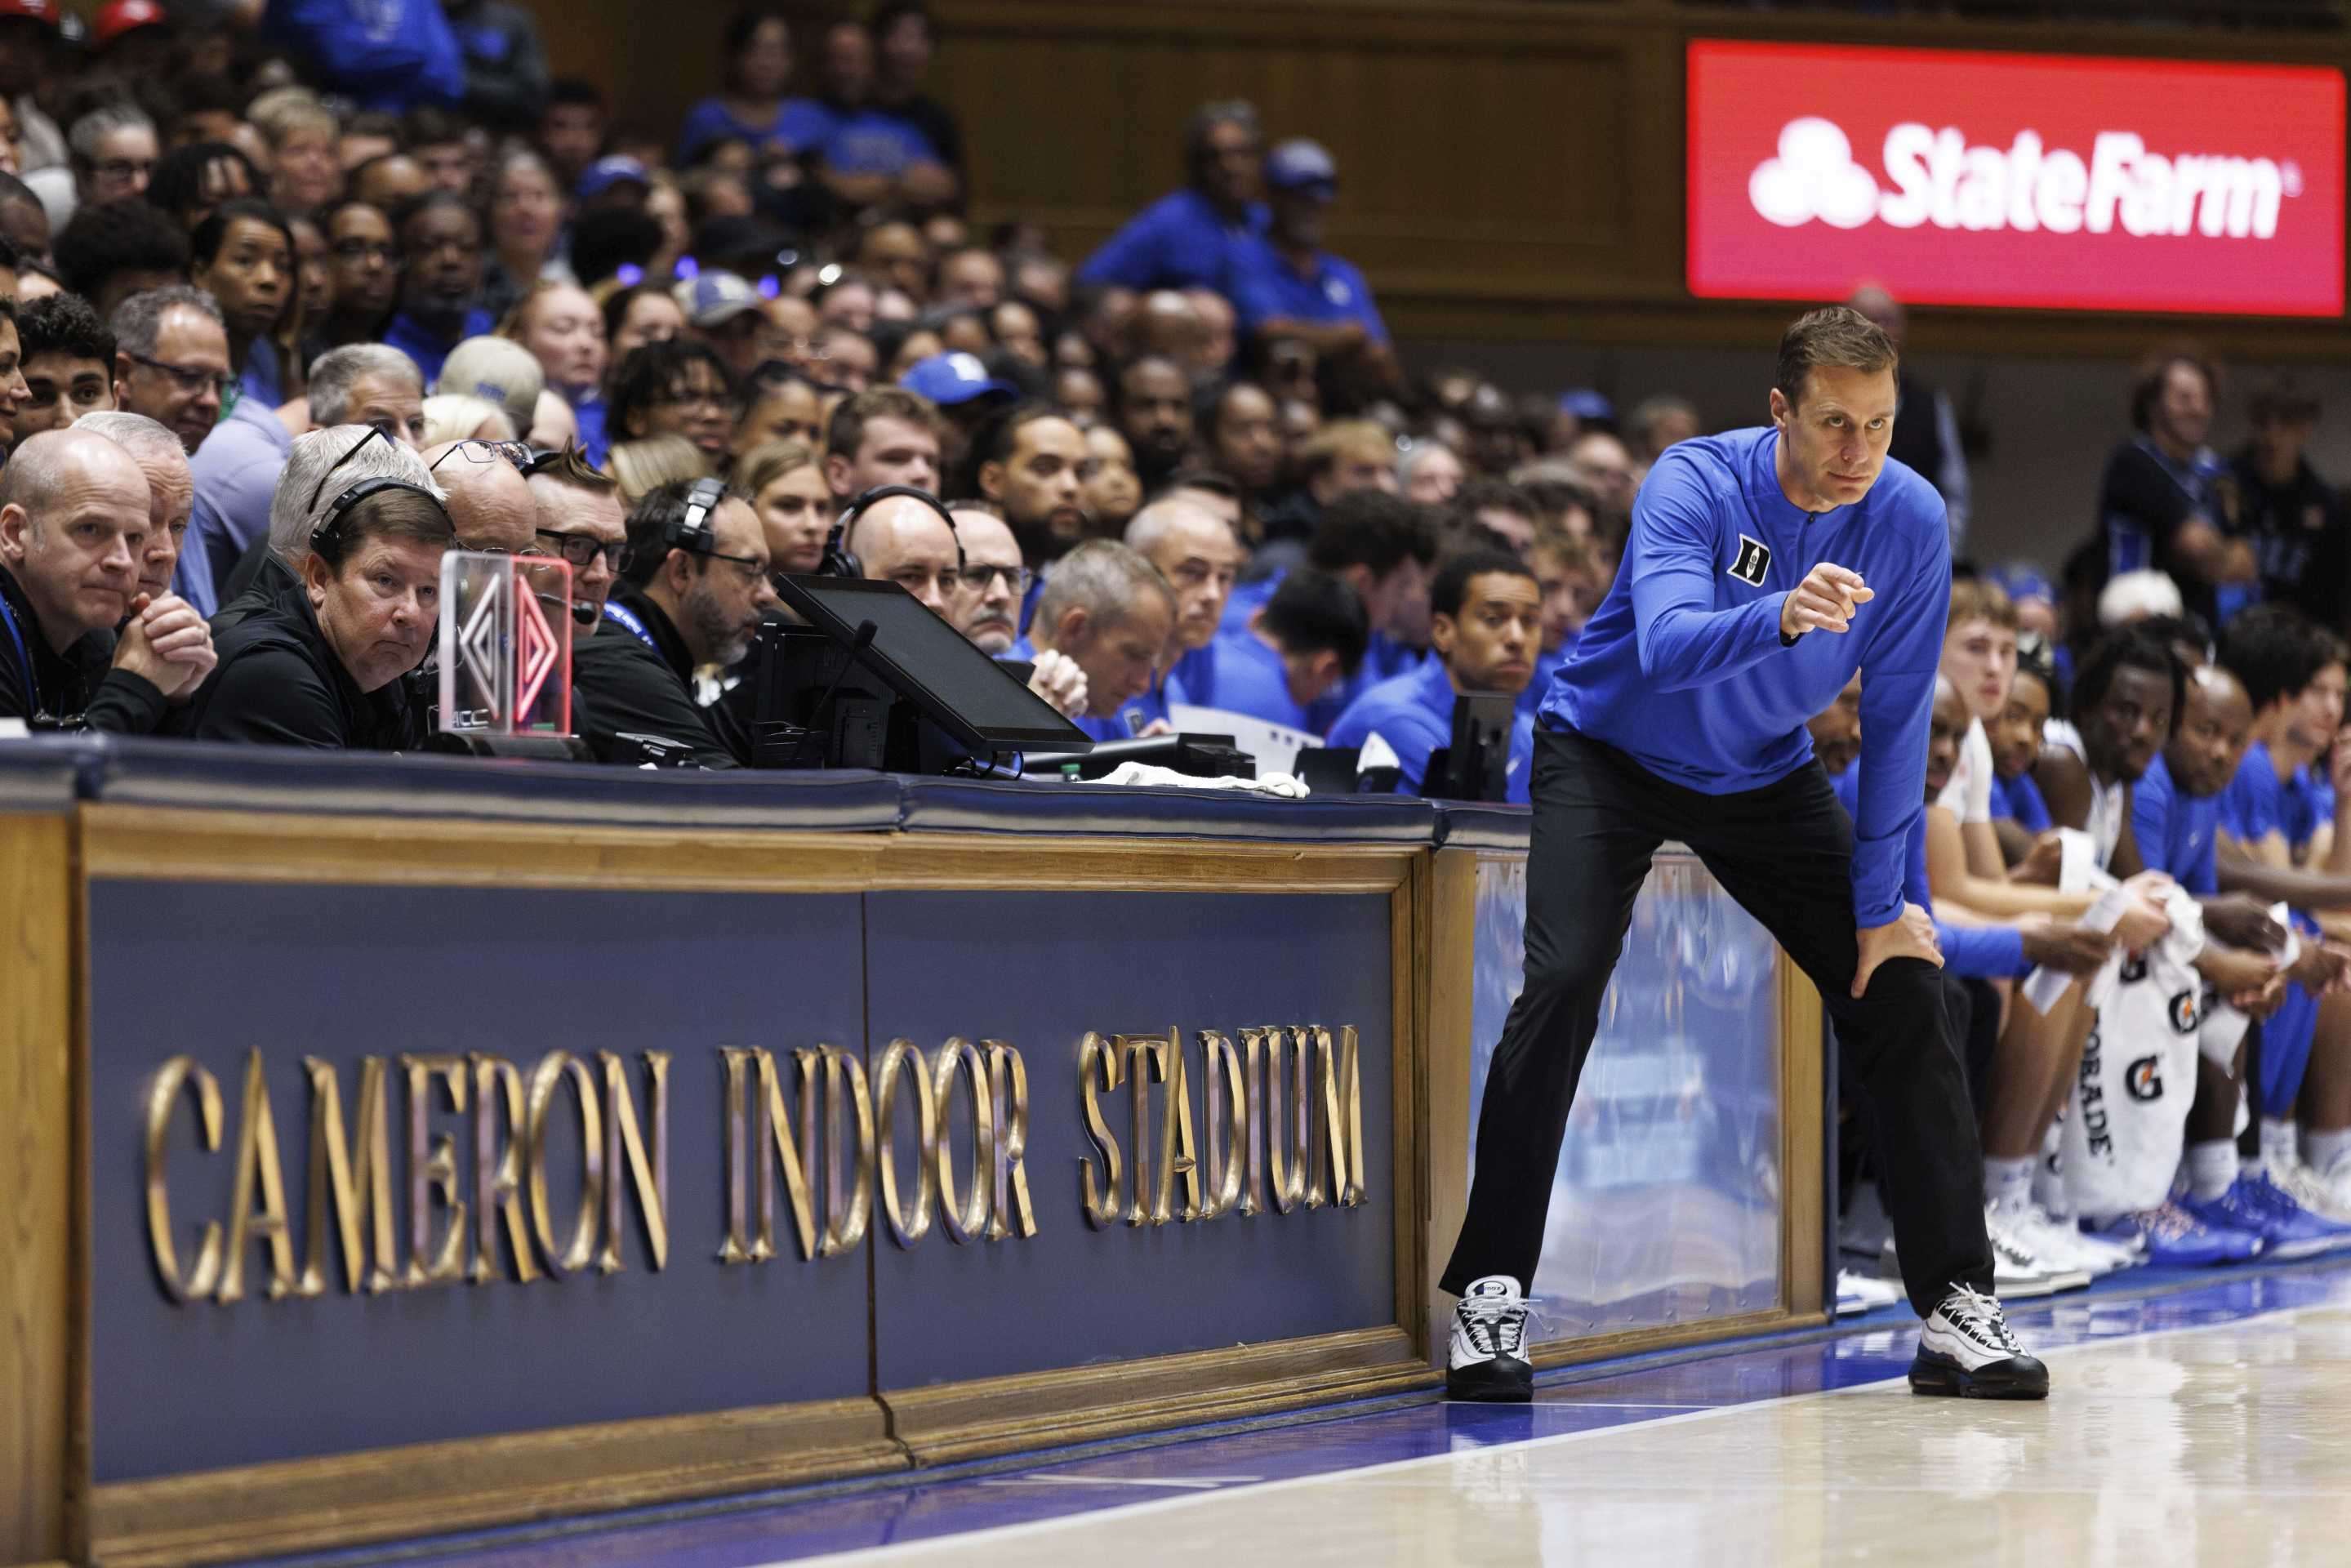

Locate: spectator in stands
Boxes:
[0,172,47,258]
[314,200,397,352]
[382,192,492,385]
[733,367,825,462]
[1224,140,1387,375]
[479,149,566,324]
[1625,394,1700,464]
[437,335,543,440]
[1260,417,1396,543]
[79,410,189,612]
[403,109,474,196]
[189,201,294,407]
[189,343,422,613]
[1079,99,1263,294]
[1016,538,1174,742]
[1461,384,1526,478]
[845,486,959,618]
[822,384,942,501]
[870,2,963,185]
[53,198,188,319]
[1848,286,1970,552]
[2232,379,2347,631]
[1112,352,1195,489]
[1119,495,1243,732]
[56,102,157,229]
[809,18,956,212]
[1454,478,1540,555]
[260,0,464,115]
[608,339,741,470]
[1083,424,1142,536]
[677,7,828,167]
[682,272,780,385]
[946,503,1086,718]
[2098,347,2251,628]
[0,423,210,729]
[974,403,1091,567]
[1329,548,1538,800]
[1523,527,1597,713]
[736,438,831,577]
[1173,567,1365,730]
[574,477,772,767]
[423,394,514,444]
[148,142,262,233]
[422,438,537,554]
[10,291,112,448]
[1400,440,1463,506]
[0,5,59,181]
[110,287,229,459]
[1564,429,1637,519]
[900,349,1017,477]
[604,282,686,365]
[1203,380,1280,510]
[529,87,599,203]
[175,425,450,747]
[443,0,552,132]
[608,434,710,508]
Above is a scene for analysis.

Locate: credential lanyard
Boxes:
[602,599,657,653]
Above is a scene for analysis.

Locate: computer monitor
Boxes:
[772,574,1092,757]
[1429,693,1518,803]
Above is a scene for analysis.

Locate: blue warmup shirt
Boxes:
[1544,427,1951,928]
[2222,742,2332,850]
[1326,657,1534,804]
[1831,764,2022,976]
[1169,626,1315,731]
[1307,628,1422,735]
[1222,237,1388,345]
[2132,753,2221,894]
[1078,188,1267,293]
[1519,638,1575,719]
[1004,635,1147,743]
[1988,768,2052,833]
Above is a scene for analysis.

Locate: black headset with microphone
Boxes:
[820,484,963,579]
[617,476,732,577]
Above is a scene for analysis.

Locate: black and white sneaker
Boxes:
[1445,1275,1533,1401]
[1909,1284,2050,1400]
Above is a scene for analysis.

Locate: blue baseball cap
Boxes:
[577,155,651,202]
[902,352,1017,408]
[678,271,764,327]
[1557,388,1615,423]
[1264,138,1338,200]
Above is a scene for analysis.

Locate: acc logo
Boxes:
[2126,1055,2165,1101]
[2169,988,2201,1035]
[1727,534,1771,586]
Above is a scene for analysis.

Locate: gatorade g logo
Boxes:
[2126,1055,2164,1101]
[2119,953,2149,985]
[2169,988,2200,1035]
[1728,534,1770,586]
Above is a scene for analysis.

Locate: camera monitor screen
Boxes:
[773,574,1093,755]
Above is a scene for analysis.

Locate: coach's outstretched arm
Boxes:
[1627,464,1803,692]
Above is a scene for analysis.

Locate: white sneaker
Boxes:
[2305,1153,2351,1223]
[2010,1201,2133,1277]
[1445,1276,1532,1401]
[1910,1284,2050,1398]
[2265,1155,2351,1227]
[1986,1204,2091,1295]
[1836,1269,1903,1316]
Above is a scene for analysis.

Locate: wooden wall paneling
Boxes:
[0,815,73,1566]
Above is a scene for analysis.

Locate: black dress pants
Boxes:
[1439,727,1995,1317]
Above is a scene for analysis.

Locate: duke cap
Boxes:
[1264,138,1337,202]
[900,350,1017,408]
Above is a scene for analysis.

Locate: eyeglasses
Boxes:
[331,239,399,264]
[533,528,625,570]
[127,351,235,402]
[91,158,154,184]
[959,563,1032,596]
[654,385,739,414]
[430,438,532,475]
[307,425,392,511]
[704,550,768,583]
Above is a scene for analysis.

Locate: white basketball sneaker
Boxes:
[1446,1275,1533,1402]
[1910,1284,2050,1399]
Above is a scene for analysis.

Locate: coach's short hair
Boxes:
[1773,305,1897,411]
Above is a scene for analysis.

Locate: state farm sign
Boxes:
[1687,42,2344,316]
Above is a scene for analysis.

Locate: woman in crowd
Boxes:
[191,198,296,408]
[736,438,834,577]
[479,149,570,324]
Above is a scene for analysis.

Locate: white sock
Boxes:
[2187,1140,2239,1200]
[2260,1117,2299,1176]
[1985,1156,2037,1216]
[2303,1126,2351,1178]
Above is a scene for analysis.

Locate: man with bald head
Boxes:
[0,425,213,729]
[947,504,1085,719]
[1016,538,1177,742]
[422,439,537,555]
[78,410,192,608]
[1847,283,1970,550]
[850,489,963,620]
[1123,495,1242,733]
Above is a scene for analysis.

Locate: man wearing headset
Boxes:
[570,475,772,768]
[171,425,451,749]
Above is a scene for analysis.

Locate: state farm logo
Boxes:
[1750,116,2304,238]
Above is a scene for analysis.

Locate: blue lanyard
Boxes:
[0,587,35,715]
[602,599,657,652]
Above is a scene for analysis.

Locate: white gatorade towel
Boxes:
[2061,886,2207,1217]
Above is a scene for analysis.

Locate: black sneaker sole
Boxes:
[1908,1348,2050,1400]
[1445,1359,1534,1402]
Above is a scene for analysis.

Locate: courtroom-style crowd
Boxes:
[2,0,2351,1296]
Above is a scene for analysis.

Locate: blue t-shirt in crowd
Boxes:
[1078,187,1267,293]
[675,96,832,164]
[1326,657,1532,803]
[1545,426,1951,928]
[1167,626,1315,731]
[2132,752,2222,895]
[813,108,941,176]
[381,307,495,388]
[1222,236,1387,345]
